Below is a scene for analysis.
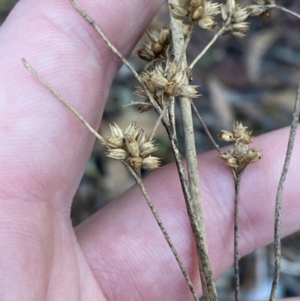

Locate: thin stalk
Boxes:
[269,84,300,301]
[168,1,218,301]
[68,0,163,117]
[22,59,104,143]
[122,101,152,108]
[149,105,168,141]
[233,171,243,301]
[190,100,220,153]
[189,27,225,70]
[124,162,199,301]
[272,5,300,19]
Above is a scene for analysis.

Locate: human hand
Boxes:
[0,0,299,300]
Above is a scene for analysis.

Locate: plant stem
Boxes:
[269,83,300,301]
[189,27,224,70]
[68,0,163,117]
[168,2,218,300]
[22,59,104,143]
[190,100,220,153]
[124,162,199,301]
[233,171,242,301]
[272,5,300,19]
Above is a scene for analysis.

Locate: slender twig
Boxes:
[168,1,218,301]
[190,100,220,153]
[149,105,168,141]
[271,5,300,19]
[189,27,225,70]
[68,0,163,117]
[233,171,243,301]
[22,59,104,143]
[269,84,300,301]
[123,162,199,301]
[122,101,152,108]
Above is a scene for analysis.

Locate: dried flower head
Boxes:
[137,27,171,61]
[103,122,160,173]
[149,63,200,99]
[248,0,274,21]
[221,0,249,38]
[218,121,262,174]
[170,0,220,31]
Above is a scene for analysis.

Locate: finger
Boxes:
[0,0,163,210]
[76,126,300,300]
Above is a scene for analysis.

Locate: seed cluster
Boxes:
[170,0,221,31]
[136,27,199,112]
[221,0,249,38]
[218,122,262,175]
[104,123,160,173]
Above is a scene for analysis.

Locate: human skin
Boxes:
[0,0,299,300]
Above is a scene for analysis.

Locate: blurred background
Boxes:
[1,0,300,300]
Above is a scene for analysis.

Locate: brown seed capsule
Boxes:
[139,141,158,157]
[105,136,123,149]
[110,123,123,139]
[125,138,140,158]
[107,149,127,161]
[169,3,188,20]
[218,130,235,142]
[142,156,161,170]
[130,156,143,171]
[247,149,262,163]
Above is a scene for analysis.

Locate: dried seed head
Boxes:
[247,149,262,163]
[149,64,200,99]
[198,2,220,30]
[170,3,189,20]
[110,123,123,139]
[170,0,220,31]
[137,27,171,61]
[220,152,238,168]
[125,137,140,158]
[142,156,161,170]
[178,84,200,98]
[140,141,158,157]
[104,123,161,172]
[130,156,143,171]
[248,5,267,16]
[222,0,249,38]
[234,142,248,157]
[107,148,127,160]
[151,73,169,90]
[218,130,235,142]
[105,136,123,149]
[218,122,262,174]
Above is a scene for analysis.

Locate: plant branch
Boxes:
[168,1,218,300]
[68,0,163,117]
[233,171,243,301]
[123,162,199,301]
[149,105,168,141]
[269,83,300,301]
[190,100,220,153]
[189,27,225,70]
[22,59,104,143]
[272,5,300,19]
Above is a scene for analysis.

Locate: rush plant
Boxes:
[23,0,300,300]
